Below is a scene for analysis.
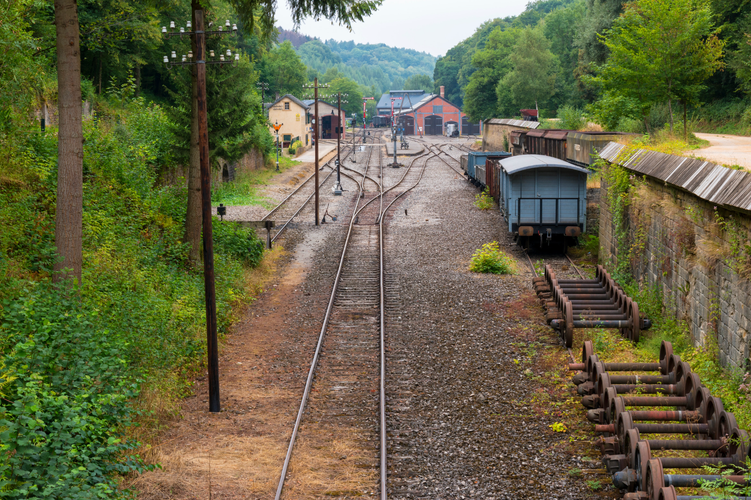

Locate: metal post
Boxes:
[352,113,357,163]
[276,133,280,172]
[195,9,220,413]
[333,93,342,195]
[314,78,319,226]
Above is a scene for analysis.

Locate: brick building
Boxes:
[382,86,481,136]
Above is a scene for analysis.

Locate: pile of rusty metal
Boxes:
[533,264,652,348]
[570,340,750,500]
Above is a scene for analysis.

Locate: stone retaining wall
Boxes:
[599,148,751,369]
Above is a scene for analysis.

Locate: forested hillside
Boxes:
[435,0,751,134]
[297,38,436,96]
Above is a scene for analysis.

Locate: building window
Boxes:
[284,102,290,110]
[306,113,310,124]
[283,134,291,142]
[433,105,443,114]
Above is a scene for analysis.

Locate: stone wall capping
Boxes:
[599,142,751,214]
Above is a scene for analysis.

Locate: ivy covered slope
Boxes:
[0,91,264,497]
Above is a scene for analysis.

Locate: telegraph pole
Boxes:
[163,11,238,413]
[303,78,329,225]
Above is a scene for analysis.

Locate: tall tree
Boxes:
[54,0,84,284]
[327,76,363,115]
[462,27,519,121]
[595,0,724,133]
[501,26,558,112]
[259,40,307,98]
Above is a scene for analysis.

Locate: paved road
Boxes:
[693,132,751,170]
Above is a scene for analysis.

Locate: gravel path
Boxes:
[382,137,594,499]
[692,133,751,171]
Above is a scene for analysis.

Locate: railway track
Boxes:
[274,136,436,499]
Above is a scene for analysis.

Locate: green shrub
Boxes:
[0,91,266,497]
[474,188,494,210]
[469,242,517,274]
[288,140,303,155]
[558,105,586,130]
[0,282,157,498]
[213,219,265,267]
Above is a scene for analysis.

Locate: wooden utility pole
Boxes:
[194,9,220,413]
[315,78,319,225]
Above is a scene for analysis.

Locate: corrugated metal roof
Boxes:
[485,118,540,129]
[499,154,590,175]
[599,142,751,212]
[546,130,570,140]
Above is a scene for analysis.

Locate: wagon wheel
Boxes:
[620,297,633,340]
[659,341,674,375]
[658,486,677,500]
[564,298,574,348]
[645,458,664,500]
[630,300,641,343]
[581,340,594,364]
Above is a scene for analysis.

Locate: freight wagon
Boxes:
[483,154,590,247]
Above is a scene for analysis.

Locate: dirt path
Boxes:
[692,132,751,170]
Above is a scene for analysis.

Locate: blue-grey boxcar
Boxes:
[496,154,589,244]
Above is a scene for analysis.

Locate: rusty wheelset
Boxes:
[569,340,750,499]
[534,264,652,347]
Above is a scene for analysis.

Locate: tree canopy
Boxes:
[594,0,724,130]
[403,73,433,91]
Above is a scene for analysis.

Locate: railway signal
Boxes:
[272,121,283,172]
[389,96,402,167]
[162,10,238,414]
[362,96,374,144]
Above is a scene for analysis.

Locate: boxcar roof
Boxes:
[499,154,590,175]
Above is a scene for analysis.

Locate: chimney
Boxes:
[440,86,445,98]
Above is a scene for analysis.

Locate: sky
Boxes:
[274,0,531,57]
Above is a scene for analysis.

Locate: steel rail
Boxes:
[269,143,368,243]
[356,146,433,220]
[261,145,353,221]
[274,144,376,500]
[377,133,386,500]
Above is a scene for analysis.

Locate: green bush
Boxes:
[288,140,303,155]
[213,219,265,267]
[474,188,495,210]
[469,241,517,274]
[0,283,157,498]
[558,105,586,130]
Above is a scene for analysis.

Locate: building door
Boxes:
[396,115,414,135]
[424,115,443,135]
[322,115,336,139]
[462,116,480,135]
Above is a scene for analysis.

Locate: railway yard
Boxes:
[133,133,746,500]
